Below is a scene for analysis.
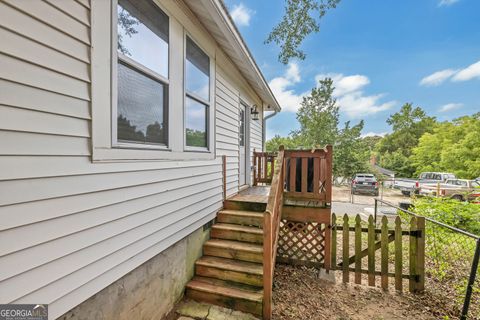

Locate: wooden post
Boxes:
[394,216,403,292]
[331,213,337,269]
[263,210,273,320]
[354,215,362,284]
[222,155,226,201]
[342,214,349,283]
[381,216,389,290]
[368,215,375,286]
[325,145,333,203]
[409,216,418,293]
[253,149,257,186]
[416,216,425,292]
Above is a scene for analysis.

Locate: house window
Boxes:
[116,0,169,146]
[185,36,210,149]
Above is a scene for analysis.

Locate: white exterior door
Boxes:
[239,105,248,186]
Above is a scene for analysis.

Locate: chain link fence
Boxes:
[375,199,480,319]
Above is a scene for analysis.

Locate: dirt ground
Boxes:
[333,185,408,206]
[272,265,443,320]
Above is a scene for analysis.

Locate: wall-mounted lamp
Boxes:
[250,105,259,121]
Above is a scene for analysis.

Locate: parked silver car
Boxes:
[351,173,379,196]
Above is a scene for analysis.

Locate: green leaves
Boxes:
[376,103,436,177]
[265,0,341,64]
[410,113,480,179]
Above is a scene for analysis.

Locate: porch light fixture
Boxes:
[250,104,259,121]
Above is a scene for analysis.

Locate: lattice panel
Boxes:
[277,220,326,267]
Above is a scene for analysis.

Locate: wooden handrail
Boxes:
[262,146,285,320]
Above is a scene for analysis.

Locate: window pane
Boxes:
[117,62,166,145]
[186,97,207,148]
[117,1,168,78]
[186,37,209,100]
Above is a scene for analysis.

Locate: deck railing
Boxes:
[253,150,276,186]
[284,146,332,204]
[262,147,285,320]
[262,146,333,320]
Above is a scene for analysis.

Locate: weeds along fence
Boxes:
[375,199,480,320]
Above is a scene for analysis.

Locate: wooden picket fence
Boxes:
[331,213,425,292]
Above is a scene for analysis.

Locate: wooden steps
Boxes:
[195,256,263,286]
[211,223,263,244]
[185,204,265,317]
[217,209,264,228]
[203,239,263,263]
[223,199,267,212]
[186,276,263,316]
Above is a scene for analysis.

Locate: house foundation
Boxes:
[58,226,210,320]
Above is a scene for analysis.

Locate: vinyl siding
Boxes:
[0,1,264,319]
[215,69,240,197]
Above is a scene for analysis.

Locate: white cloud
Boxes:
[316,73,396,118]
[439,103,463,112]
[420,60,480,86]
[315,73,370,96]
[451,61,480,82]
[269,67,396,117]
[419,69,457,86]
[230,3,254,27]
[336,91,396,118]
[361,132,388,138]
[268,62,306,112]
[438,0,460,6]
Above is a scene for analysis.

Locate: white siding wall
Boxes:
[215,69,240,197]
[0,1,264,319]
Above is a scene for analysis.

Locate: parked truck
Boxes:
[419,179,480,201]
[393,172,457,196]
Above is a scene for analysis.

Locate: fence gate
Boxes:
[331,213,425,292]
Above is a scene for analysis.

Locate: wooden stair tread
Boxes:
[218,209,264,219]
[204,239,263,253]
[212,223,263,235]
[187,276,263,302]
[196,256,263,275]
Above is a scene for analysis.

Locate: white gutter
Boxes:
[262,110,278,151]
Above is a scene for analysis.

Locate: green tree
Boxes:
[376,103,436,177]
[265,0,341,64]
[334,121,369,182]
[292,78,339,147]
[410,113,480,179]
[265,134,299,152]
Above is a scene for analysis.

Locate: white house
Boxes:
[0,0,280,319]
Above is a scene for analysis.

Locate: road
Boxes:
[331,201,400,222]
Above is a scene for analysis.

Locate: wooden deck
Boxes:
[228,186,270,204]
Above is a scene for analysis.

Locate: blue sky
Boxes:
[225,0,480,139]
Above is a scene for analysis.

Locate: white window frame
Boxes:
[90,0,216,162]
[112,1,170,150]
[184,34,214,153]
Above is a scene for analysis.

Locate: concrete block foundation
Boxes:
[58,226,210,320]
